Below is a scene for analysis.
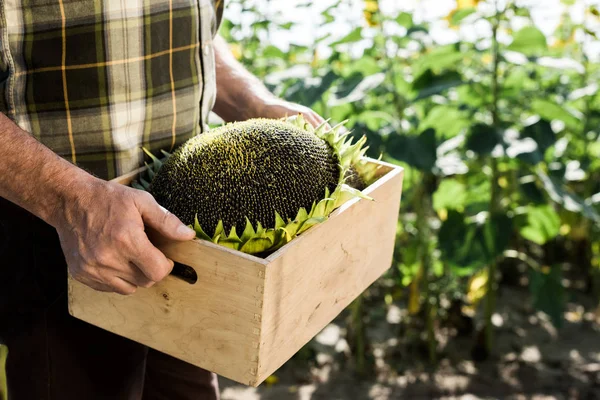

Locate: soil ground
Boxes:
[218,285,600,400]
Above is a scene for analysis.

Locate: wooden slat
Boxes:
[256,162,404,383]
[68,235,267,385]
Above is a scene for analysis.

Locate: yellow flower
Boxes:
[364,0,379,12]
[364,0,380,27]
[466,268,488,309]
[457,0,480,8]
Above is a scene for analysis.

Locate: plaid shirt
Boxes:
[0,0,224,180]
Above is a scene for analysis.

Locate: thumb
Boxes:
[136,193,196,241]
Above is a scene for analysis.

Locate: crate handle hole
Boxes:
[170,262,198,284]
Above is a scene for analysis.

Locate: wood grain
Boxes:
[68,158,404,387]
[68,238,268,385]
[256,161,403,382]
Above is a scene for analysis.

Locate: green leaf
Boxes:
[396,12,413,28]
[537,171,600,223]
[451,8,476,25]
[239,237,273,254]
[482,213,513,259]
[414,44,466,75]
[411,69,464,100]
[193,215,212,241]
[331,27,363,46]
[519,178,546,204]
[132,181,145,191]
[507,26,547,55]
[240,218,256,242]
[331,73,386,105]
[521,118,556,154]
[297,217,326,235]
[420,105,470,139]
[0,344,7,400]
[531,99,581,130]
[506,119,556,164]
[466,123,502,156]
[438,210,487,272]
[519,205,561,245]
[529,265,565,328]
[262,45,286,59]
[139,177,151,190]
[433,179,467,211]
[387,128,437,171]
[407,25,428,36]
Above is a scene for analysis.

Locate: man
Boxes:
[0,1,325,399]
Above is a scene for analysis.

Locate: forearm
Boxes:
[0,113,96,227]
[212,35,279,122]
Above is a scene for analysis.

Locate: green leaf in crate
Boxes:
[507,26,547,55]
[433,179,467,211]
[529,265,565,328]
[466,123,502,156]
[0,344,7,400]
[519,205,561,245]
[531,99,581,130]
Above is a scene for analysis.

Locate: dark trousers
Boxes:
[0,197,219,400]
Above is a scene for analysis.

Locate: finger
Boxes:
[110,277,138,296]
[118,262,156,288]
[307,112,330,131]
[129,234,174,283]
[75,275,116,293]
[135,192,196,241]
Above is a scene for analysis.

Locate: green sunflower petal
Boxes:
[214,220,225,238]
[256,221,265,236]
[239,237,273,254]
[240,218,256,242]
[275,212,286,229]
[295,207,309,222]
[227,226,242,242]
[142,147,163,170]
[194,215,212,241]
[297,216,326,235]
[132,181,145,191]
[140,177,151,190]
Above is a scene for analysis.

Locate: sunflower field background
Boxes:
[216,0,600,398]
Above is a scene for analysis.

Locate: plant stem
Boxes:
[351,295,365,375]
[414,173,436,364]
[484,0,502,356]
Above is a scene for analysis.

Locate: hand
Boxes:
[55,178,196,295]
[254,98,331,130]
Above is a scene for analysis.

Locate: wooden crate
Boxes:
[67,158,404,387]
